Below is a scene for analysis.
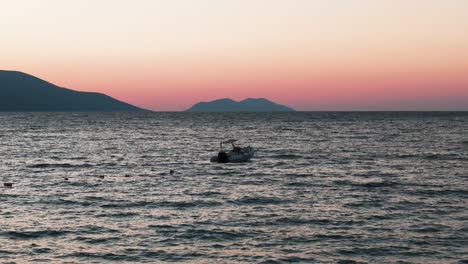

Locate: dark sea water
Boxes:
[0,112,467,264]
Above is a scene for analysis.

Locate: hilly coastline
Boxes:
[0,70,145,112]
[186,98,295,112]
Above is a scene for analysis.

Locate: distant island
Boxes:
[186,98,295,112]
[0,70,145,112]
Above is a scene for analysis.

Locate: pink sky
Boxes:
[1,0,468,111]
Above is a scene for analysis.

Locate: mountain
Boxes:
[186,98,295,112]
[0,70,146,112]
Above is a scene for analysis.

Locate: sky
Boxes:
[1,0,468,111]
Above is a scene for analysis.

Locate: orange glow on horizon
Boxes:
[1,0,467,110]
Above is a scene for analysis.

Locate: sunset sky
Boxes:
[1,0,467,111]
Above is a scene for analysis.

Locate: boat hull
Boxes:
[210,146,254,163]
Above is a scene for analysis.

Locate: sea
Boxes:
[0,112,467,264]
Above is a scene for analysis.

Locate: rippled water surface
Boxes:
[1,112,467,263]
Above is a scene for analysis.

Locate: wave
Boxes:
[408,224,449,233]
[271,154,303,159]
[230,196,290,205]
[333,180,398,188]
[285,181,317,187]
[79,225,120,235]
[277,126,306,131]
[140,250,204,262]
[148,224,251,242]
[1,230,69,239]
[410,189,468,197]
[391,153,462,161]
[344,201,382,208]
[95,211,140,218]
[273,217,331,226]
[158,200,223,208]
[51,198,94,207]
[73,236,121,244]
[278,256,316,262]
[148,224,180,229]
[336,247,398,256]
[396,154,419,159]
[66,181,102,188]
[63,252,139,262]
[50,156,87,160]
[314,233,359,240]
[176,228,250,242]
[100,200,222,209]
[28,163,92,169]
[359,181,398,188]
[100,201,153,208]
[423,153,459,160]
[0,249,15,255]
[32,247,53,254]
[351,171,399,178]
[191,191,223,197]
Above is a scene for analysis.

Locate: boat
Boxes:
[210,139,255,163]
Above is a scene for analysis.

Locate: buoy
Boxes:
[4,183,13,188]
[169,170,174,175]
[64,177,69,181]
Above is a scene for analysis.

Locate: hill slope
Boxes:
[0,70,145,112]
[186,98,295,112]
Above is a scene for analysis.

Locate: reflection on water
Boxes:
[0,112,467,263]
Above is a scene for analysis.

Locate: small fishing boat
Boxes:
[210,139,255,163]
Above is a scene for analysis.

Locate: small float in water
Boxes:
[210,139,254,163]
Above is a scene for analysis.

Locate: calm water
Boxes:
[0,112,467,264]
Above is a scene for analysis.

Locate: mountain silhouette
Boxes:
[0,70,145,112]
[186,98,295,112]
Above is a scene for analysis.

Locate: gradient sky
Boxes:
[1,0,468,111]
